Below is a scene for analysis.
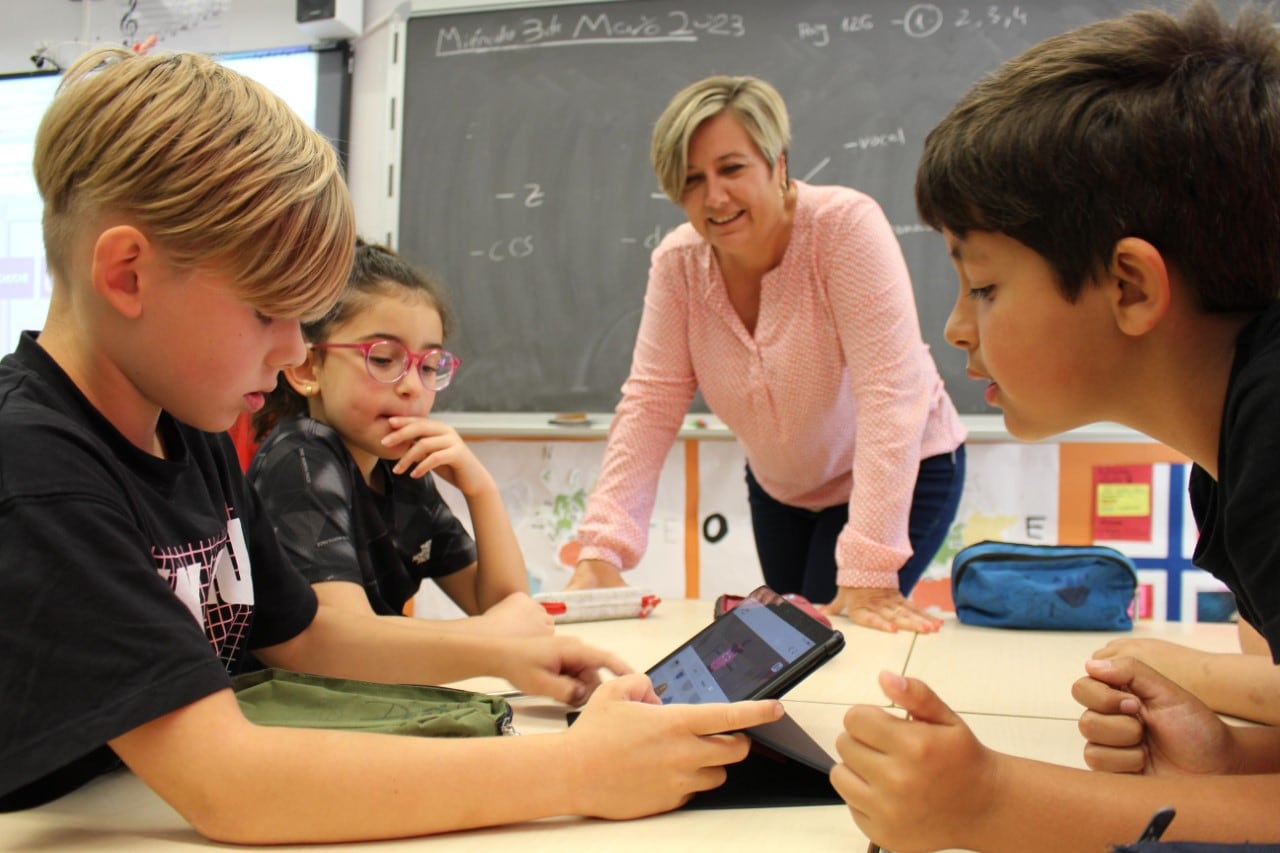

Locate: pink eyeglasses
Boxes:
[308,340,461,391]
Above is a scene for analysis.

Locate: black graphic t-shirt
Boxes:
[248,416,477,616]
[0,333,317,809]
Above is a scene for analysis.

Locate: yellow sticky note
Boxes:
[1096,483,1150,517]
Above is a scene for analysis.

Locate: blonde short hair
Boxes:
[650,75,791,202]
[34,46,355,320]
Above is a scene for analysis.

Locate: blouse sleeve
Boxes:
[576,242,699,569]
[822,196,943,588]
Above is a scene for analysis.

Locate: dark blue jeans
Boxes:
[745,445,966,603]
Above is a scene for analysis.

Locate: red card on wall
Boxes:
[1093,464,1153,542]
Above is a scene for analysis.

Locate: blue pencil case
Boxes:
[951,540,1138,631]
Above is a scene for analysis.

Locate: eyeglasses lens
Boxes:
[366,341,455,390]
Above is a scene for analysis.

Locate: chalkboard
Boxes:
[397,0,1190,414]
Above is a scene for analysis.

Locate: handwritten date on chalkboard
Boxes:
[436,10,747,56]
[798,4,1029,47]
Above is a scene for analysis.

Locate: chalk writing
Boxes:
[894,4,1029,38]
[798,22,830,47]
[494,184,545,207]
[620,225,677,250]
[468,235,535,263]
[955,5,1029,30]
[436,10,744,56]
[801,157,832,182]
[843,14,875,32]
[844,127,906,151]
[897,4,944,37]
[799,4,1027,45]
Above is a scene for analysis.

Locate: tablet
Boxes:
[645,586,845,704]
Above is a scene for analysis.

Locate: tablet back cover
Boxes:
[683,712,842,809]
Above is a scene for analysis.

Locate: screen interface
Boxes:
[647,599,818,704]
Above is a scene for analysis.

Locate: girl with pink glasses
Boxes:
[249,239,550,636]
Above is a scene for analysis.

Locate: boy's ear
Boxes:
[1107,237,1171,337]
[90,226,151,320]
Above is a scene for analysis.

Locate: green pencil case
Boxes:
[232,668,515,737]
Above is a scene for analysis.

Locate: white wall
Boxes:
[0,0,319,75]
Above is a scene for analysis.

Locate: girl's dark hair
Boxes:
[252,238,456,441]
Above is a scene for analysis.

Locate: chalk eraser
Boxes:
[549,412,592,426]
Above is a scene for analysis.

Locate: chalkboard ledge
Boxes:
[435,412,1154,444]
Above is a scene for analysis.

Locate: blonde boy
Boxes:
[0,47,780,841]
[832,2,1280,849]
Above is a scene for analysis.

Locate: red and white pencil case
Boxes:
[533,588,662,623]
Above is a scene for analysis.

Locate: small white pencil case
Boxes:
[533,588,662,623]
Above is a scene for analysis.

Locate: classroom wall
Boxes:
[411,433,1218,627]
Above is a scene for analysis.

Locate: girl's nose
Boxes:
[395,365,433,397]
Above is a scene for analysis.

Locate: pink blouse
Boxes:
[577,182,966,588]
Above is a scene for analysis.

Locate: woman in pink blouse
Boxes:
[566,76,966,633]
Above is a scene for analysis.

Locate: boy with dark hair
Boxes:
[832,2,1280,848]
[0,45,781,843]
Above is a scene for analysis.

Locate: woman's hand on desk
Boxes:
[823,587,943,634]
[565,558,627,590]
[563,674,784,819]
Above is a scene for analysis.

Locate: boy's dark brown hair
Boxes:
[916,0,1280,312]
[252,240,456,441]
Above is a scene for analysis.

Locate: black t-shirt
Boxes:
[1190,301,1280,661]
[247,416,477,616]
[0,333,318,809]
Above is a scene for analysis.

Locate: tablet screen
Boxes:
[647,597,821,704]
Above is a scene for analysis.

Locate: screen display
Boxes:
[0,49,325,358]
[648,598,820,705]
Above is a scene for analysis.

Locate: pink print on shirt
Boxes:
[152,509,255,666]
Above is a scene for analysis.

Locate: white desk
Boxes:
[0,602,1242,852]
